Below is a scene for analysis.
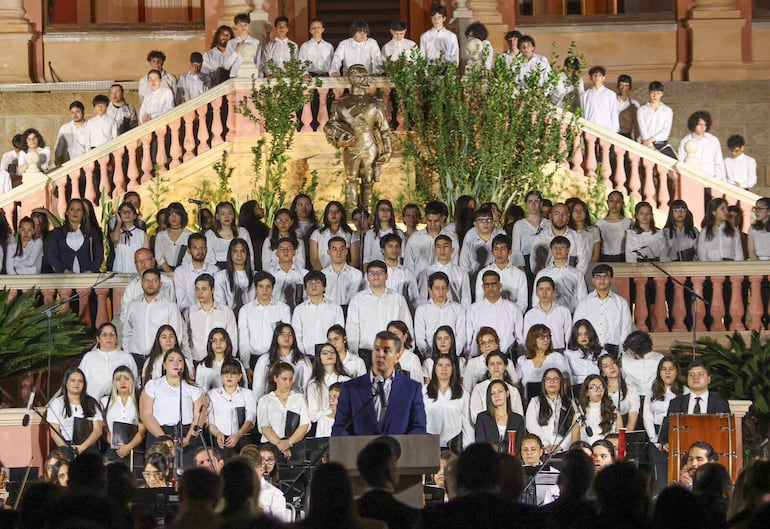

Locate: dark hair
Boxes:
[254,270,276,286]
[147,50,167,62]
[687,110,712,133]
[491,233,512,251]
[225,238,255,314]
[486,350,514,384]
[160,348,195,384]
[386,320,412,350]
[92,94,109,107]
[143,324,178,383]
[727,134,745,150]
[350,19,369,35]
[617,74,632,86]
[536,368,573,432]
[210,25,233,49]
[234,13,251,25]
[457,443,499,492]
[389,19,407,31]
[266,361,295,393]
[752,198,770,232]
[219,358,244,386]
[429,325,458,362]
[144,451,172,484]
[693,462,732,498]
[524,324,552,360]
[204,327,236,369]
[221,457,257,510]
[367,259,387,272]
[702,198,735,240]
[269,208,299,249]
[165,202,189,227]
[258,443,281,487]
[592,263,614,277]
[430,5,447,17]
[13,216,35,258]
[357,441,395,488]
[379,232,402,249]
[579,374,616,435]
[568,199,593,229]
[568,319,603,360]
[453,195,477,246]
[425,200,449,218]
[69,100,85,112]
[375,330,402,355]
[23,128,46,149]
[592,438,617,461]
[594,462,650,521]
[550,235,570,248]
[485,379,512,421]
[291,193,319,227]
[687,360,710,376]
[305,462,355,528]
[599,354,629,401]
[309,343,346,390]
[651,356,685,401]
[304,269,326,287]
[559,449,595,500]
[588,65,607,76]
[321,200,352,234]
[505,30,523,41]
[434,234,453,246]
[664,199,698,239]
[59,367,99,419]
[372,199,396,236]
[212,201,240,238]
[427,353,463,401]
[427,271,449,290]
[517,35,535,48]
[632,201,657,234]
[623,330,653,357]
[481,269,500,282]
[267,322,304,366]
[535,275,555,289]
[649,81,664,91]
[194,272,215,290]
[179,467,221,503]
[465,21,488,41]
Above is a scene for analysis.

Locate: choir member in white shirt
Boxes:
[206,202,255,268]
[305,343,351,422]
[101,366,145,462]
[625,202,670,263]
[122,269,189,372]
[463,22,494,72]
[5,216,43,274]
[580,66,619,133]
[139,349,206,466]
[154,202,193,272]
[563,319,603,395]
[262,16,299,77]
[529,204,586,274]
[511,191,551,270]
[417,234,470,307]
[327,325,367,378]
[637,81,675,158]
[290,193,320,251]
[677,111,726,181]
[362,199,405,267]
[424,354,474,450]
[310,201,360,270]
[292,271,345,357]
[515,35,551,87]
[419,6,459,65]
[469,350,524,425]
[142,324,181,384]
[207,358,257,455]
[314,383,342,438]
[414,273,467,360]
[17,128,51,173]
[137,50,177,102]
[519,325,570,403]
[139,70,175,123]
[261,209,306,271]
[459,207,504,278]
[237,445,288,520]
[174,233,219,312]
[531,237,588,313]
[202,25,235,83]
[524,277,572,352]
[226,13,263,77]
[643,358,688,491]
[599,354,640,431]
[86,95,118,149]
[298,19,334,76]
[381,19,417,62]
[214,238,257,316]
[186,274,239,364]
[662,200,699,261]
[53,102,89,164]
[404,201,456,275]
[387,320,424,384]
[572,264,633,357]
[371,234,420,311]
[525,368,575,454]
[466,270,524,357]
[47,367,104,455]
[474,234,528,312]
[107,84,138,134]
[596,191,632,262]
[195,328,247,392]
[253,323,312,401]
[176,52,211,102]
[238,271,292,369]
[748,198,770,261]
[575,374,622,445]
[696,198,744,262]
[345,259,413,367]
[569,199,601,268]
[79,322,139,401]
[110,202,148,274]
[321,236,363,307]
[724,134,757,190]
[330,20,384,76]
[267,238,306,310]
[257,361,310,460]
[421,325,466,383]
[620,330,663,406]
[117,249,176,327]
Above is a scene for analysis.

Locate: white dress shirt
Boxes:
[643,387,689,443]
[101,394,139,442]
[117,274,175,324]
[176,71,211,102]
[525,396,572,451]
[572,291,633,347]
[403,228,459,276]
[144,378,203,427]
[310,228,359,269]
[581,85,620,132]
[213,269,256,312]
[259,479,288,521]
[725,153,757,189]
[262,238,306,271]
[86,114,118,148]
[748,228,770,260]
[596,217,632,257]
[474,263,528,312]
[257,391,310,440]
[306,372,350,421]
[173,261,219,312]
[185,302,238,361]
[423,386,474,447]
[381,38,417,61]
[515,54,551,86]
[330,37,384,75]
[637,102,673,142]
[298,38,334,74]
[625,229,671,263]
[5,238,43,274]
[519,353,571,394]
[696,225,744,261]
[466,297,524,356]
[54,121,89,163]
[205,228,255,266]
[122,296,189,359]
[414,299,467,357]
[662,227,699,261]
[362,228,404,266]
[529,227,586,273]
[195,358,248,393]
[420,28,459,64]
[524,304,573,351]
[291,298,345,355]
[207,386,257,435]
[238,299,292,367]
[262,38,298,76]
[138,70,177,102]
[154,229,193,269]
[268,263,306,309]
[563,349,601,386]
[678,132,726,181]
[532,264,588,313]
[322,263,363,305]
[608,386,640,416]
[398,349,423,384]
[139,86,175,121]
[511,218,551,267]
[462,355,521,394]
[79,348,139,400]
[346,287,413,354]
[339,351,367,378]
[418,261,471,307]
[107,102,137,133]
[459,228,505,275]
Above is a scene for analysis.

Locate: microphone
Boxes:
[573,398,593,437]
[188,198,210,205]
[21,391,36,427]
[631,246,650,256]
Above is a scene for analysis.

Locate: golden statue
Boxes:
[325,64,393,211]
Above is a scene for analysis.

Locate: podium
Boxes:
[329,434,441,508]
[667,413,741,483]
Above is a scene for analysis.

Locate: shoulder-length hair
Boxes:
[426,354,463,401]
[161,348,195,385]
[267,322,304,365]
[485,379,512,421]
[204,327,235,369]
[59,367,100,419]
[651,357,685,401]
[752,198,770,232]
[213,201,240,237]
[536,368,573,433]
[664,199,698,239]
[632,202,657,234]
[579,374,616,435]
[702,198,735,240]
[525,324,552,360]
[309,342,346,385]
[568,319,603,361]
[144,324,178,383]
[105,366,138,416]
[430,325,458,361]
[321,200,352,234]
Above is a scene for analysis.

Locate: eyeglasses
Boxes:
[368,270,386,277]
[544,376,561,382]
[588,384,605,391]
[753,206,768,212]
[142,471,163,479]
[476,218,493,224]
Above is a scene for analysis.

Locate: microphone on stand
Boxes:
[188,198,210,205]
[572,398,593,438]
[631,246,651,260]
[21,391,36,427]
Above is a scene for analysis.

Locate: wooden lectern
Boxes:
[667,413,742,484]
[329,434,441,508]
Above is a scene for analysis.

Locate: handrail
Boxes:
[0,273,133,290]
[607,261,770,278]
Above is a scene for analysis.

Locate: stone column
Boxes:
[217,0,253,28]
[686,0,747,81]
[249,0,272,46]
[0,0,33,82]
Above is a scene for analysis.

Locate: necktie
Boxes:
[376,379,386,427]
[693,396,702,414]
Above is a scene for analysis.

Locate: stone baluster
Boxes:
[183,112,197,161]
[69,170,82,199]
[41,289,56,305]
[598,139,612,188]
[627,151,642,201]
[77,288,92,327]
[126,141,140,190]
[728,277,746,330]
[747,275,765,330]
[570,135,584,175]
[300,94,313,132]
[653,276,668,331]
[612,145,627,193]
[56,180,68,217]
[633,277,649,331]
[211,96,224,147]
[710,276,726,331]
[98,155,112,197]
[112,287,125,319]
[155,126,169,169]
[317,88,330,132]
[140,134,153,180]
[670,276,688,331]
[197,105,210,152]
[656,167,670,210]
[94,288,110,327]
[690,276,707,332]
[112,147,127,194]
[83,163,97,203]
[169,118,183,168]
[641,158,656,203]
[226,93,237,141]
[584,133,598,177]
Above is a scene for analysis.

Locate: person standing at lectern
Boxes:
[659,361,730,447]
[332,331,427,436]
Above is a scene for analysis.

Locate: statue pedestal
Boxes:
[0,0,33,82]
[686,4,747,81]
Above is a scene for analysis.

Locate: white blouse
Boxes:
[469,380,524,424]
[205,227,255,265]
[47,395,103,442]
[423,385,474,447]
[310,228,359,269]
[195,358,248,393]
[252,354,312,401]
[563,349,601,386]
[257,391,310,441]
[143,377,203,426]
[305,372,350,422]
[662,227,699,261]
[596,218,632,256]
[608,386,641,416]
[100,394,139,440]
[519,353,570,394]
[154,229,192,269]
[643,387,689,444]
[207,386,258,436]
[524,396,572,451]
[748,227,770,260]
[213,269,256,310]
[362,228,405,265]
[625,230,670,262]
[113,227,147,273]
[697,224,744,261]
[5,238,43,274]
[581,401,615,444]
[78,348,139,400]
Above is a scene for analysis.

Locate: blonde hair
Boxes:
[105,366,138,416]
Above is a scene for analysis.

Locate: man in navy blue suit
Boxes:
[332,330,427,435]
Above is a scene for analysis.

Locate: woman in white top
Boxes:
[257,362,310,460]
[519,324,570,403]
[110,201,148,273]
[154,202,192,272]
[362,199,405,267]
[643,357,689,492]
[510,190,549,270]
[309,200,360,270]
[575,374,622,445]
[469,350,524,423]
[424,354,474,451]
[214,238,256,315]
[17,128,51,173]
[305,342,350,422]
[261,208,306,270]
[422,325,466,383]
[139,349,206,465]
[101,366,146,462]
[748,197,770,261]
[620,330,663,404]
[599,354,640,431]
[326,324,367,378]
[6,216,43,274]
[662,200,699,261]
[568,199,601,267]
[697,198,744,261]
[47,367,104,455]
[143,324,180,385]
[463,327,520,394]
[596,190,632,262]
[252,322,312,401]
[139,69,175,123]
[207,358,257,455]
[524,367,574,454]
[206,201,255,269]
[291,193,320,258]
[79,322,139,400]
[563,319,603,396]
[625,201,670,263]
[195,328,247,393]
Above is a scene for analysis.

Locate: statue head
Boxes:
[347,64,369,88]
